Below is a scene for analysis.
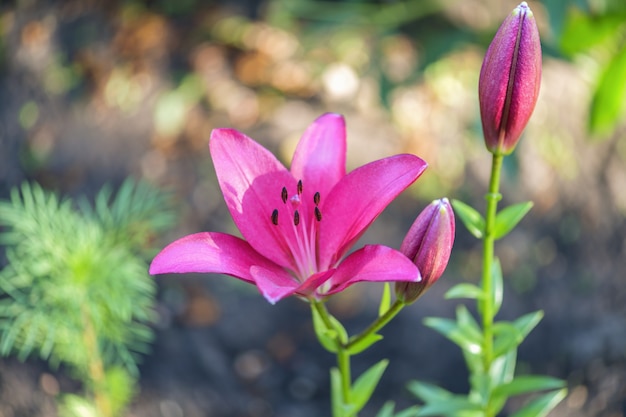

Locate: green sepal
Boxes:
[492,375,566,398]
[379,283,391,317]
[311,304,348,353]
[346,333,383,355]
[351,359,389,414]
[508,388,568,417]
[423,316,482,356]
[493,202,533,240]
[445,283,485,301]
[451,199,485,239]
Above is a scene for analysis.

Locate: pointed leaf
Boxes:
[395,405,422,417]
[490,349,517,388]
[451,199,484,239]
[330,368,347,417]
[376,401,395,417]
[491,258,503,316]
[508,388,567,417]
[512,310,544,340]
[493,375,566,398]
[445,283,485,301]
[493,202,533,240]
[351,359,389,414]
[456,305,482,342]
[423,317,482,355]
[407,380,453,402]
[346,333,383,355]
[379,283,391,317]
[414,396,482,416]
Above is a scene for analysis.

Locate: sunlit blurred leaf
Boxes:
[589,44,626,137]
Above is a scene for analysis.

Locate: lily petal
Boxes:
[290,113,347,199]
[324,245,421,295]
[149,232,290,285]
[319,154,427,269]
[251,266,300,304]
[210,128,298,270]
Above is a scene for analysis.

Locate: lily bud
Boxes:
[479,2,542,155]
[396,198,455,303]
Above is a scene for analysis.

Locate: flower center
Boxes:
[270,179,322,279]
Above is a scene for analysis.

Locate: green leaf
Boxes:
[346,333,383,355]
[512,310,544,340]
[330,368,346,417]
[589,44,626,136]
[492,311,543,357]
[395,405,421,417]
[455,305,482,343]
[445,283,485,301]
[560,8,626,56]
[423,317,482,355]
[407,380,453,402]
[489,349,517,388]
[451,199,484,239]
[414,396,482,416]
[311,304,340,353]
[493,202,533,240]
[508,388,568,417]
[492,375,566,398]
[379,283,391,317]
[351,359,389,414]
[491,258,503,317]
[376,401,395,417]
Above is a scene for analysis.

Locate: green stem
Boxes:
[346,299,405,350]
[81,305,113,417]
[312,301,352,411]
[481,153,503,417]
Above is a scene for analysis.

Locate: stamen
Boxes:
[293,210,300,226]
[297,180,303,195]
[281,187,288,204]
[313,192,320,206]
[271,209,279,225]
[315,207,322,221]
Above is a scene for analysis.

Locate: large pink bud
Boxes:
[479,2,542,155]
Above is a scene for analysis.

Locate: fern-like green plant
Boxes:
[0,179,175,417]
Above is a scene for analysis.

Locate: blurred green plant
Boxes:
[0,179,175,417]
[556,0,626,137]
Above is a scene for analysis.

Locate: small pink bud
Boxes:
[396,198,455,303]
[479,2,542,155]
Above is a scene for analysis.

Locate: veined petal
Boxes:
[324,245,420,295]
[210,128,298,270]
[290,113,347,198]
[251,266,299,304]
[319,154,427,269]
[295,269,336,297]
[149,232,291,284]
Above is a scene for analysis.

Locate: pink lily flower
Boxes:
[150,113,428,303]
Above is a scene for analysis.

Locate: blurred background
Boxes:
[0,0,625,416]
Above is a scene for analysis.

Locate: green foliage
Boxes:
[0,180,175,415]
[450,200,484,239]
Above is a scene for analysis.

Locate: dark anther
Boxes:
[293,210,300,226]
[313,192,320,206]
[315,207,322,222]
[297,180,303,195]
[281,187,288,204]
[271,209,279,225]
